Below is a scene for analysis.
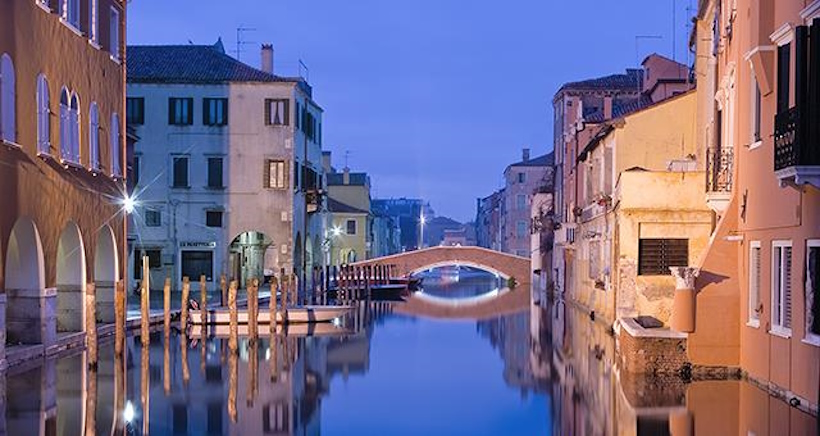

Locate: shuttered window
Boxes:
[203,98,228,126]
[264,159,287,189]
[207,157,223,188]
[172,155,189,188]
[807,241,820,341]
[264,99,289,126]
[126,97,144,125]
[748,241,762,326]
[771,241,792,335]
[638,238,688,275]
[776,43,791,114]
[168,98,193,125]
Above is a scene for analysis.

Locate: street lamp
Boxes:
[419,213,426,250]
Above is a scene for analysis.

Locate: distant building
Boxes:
[371,198,430,251]
[476,190,504,251]
[325,156,372,264]
[371,212,401,257]
[501,149,554,258]
[127,41,325,290]
[442,229,468,247]
[423,215,463,247]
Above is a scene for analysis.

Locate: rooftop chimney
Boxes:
[603,96,613,119]
[343,167,350,185]
[322,151,332,174]
[522,148,530,162]
[261,44,274,74]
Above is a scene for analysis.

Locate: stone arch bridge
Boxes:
[352,246,532,283]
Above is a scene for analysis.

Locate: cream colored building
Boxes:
[323,156,372,265]
[569,91,712,326]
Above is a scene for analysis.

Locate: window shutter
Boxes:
[202,98,209,125]
[283,99,290,126]
[186,98,193,125]
[295,101,300,129]
[222,99,228,126]
[168,98,174,125]
[264,99,271,125]
[263,159,271,188]
[784,247,792,328]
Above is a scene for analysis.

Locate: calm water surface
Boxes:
[2,269,817,435]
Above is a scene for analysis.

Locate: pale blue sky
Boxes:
[128,0,695,221]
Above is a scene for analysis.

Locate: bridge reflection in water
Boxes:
[0,269,815,435]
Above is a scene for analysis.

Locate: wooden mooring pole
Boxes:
[141,256,150,346]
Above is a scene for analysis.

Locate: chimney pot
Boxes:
[261,44,274,74]
[523,148,531,162]
[343,167,350,185]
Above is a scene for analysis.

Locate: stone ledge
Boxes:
[617,317,687,339]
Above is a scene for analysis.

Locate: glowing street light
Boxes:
[121,194,137,214]
[419,212,426,249]
[123,401,135,423]
[331,225,343,237]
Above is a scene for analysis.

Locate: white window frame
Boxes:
[59,87,71,160]
[805,240,820,346]
[36,74,50,155]
[109,6,121,62]
[749,69,762,150]
[89,102,99,170]
[88,0,99,46]
[60,0,81,33]
[770,240,793,338]
[68,93,81,165]
[1,53,16,144]
[747,241,762,328]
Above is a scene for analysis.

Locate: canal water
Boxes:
[1,268,817,435]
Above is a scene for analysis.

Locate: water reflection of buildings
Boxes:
[540,297,818,436]
[477,311,542,396]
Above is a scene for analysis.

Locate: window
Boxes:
[126,97,144,125]
[59,88,80,164]
[88,0,98,44]
[771,241,792,336]
[203,98,228,126]
[206,211,222,228]
[145,209,161,227]
[133,155,140,186]
[776,43,791,114]
[1,53,16,143]
[109,6,120,60]
[172,156,189,188]
[751,75,761,143]
[168,98,193,125]
[133,249,161,279]
[110,113,121,176]
[264,159,287,189]
[518,172,526,183]
[516,194,527,211]
[181,251,213,282]
[36,74,50,154]
[89,102,99,169]
[516,220,527,238]
[69,93,80,163]
[207,157,223,188]
[60,0,80,29]
[807,241,820,344]
[346,219,357,235]
[265,99,289,125]
[638,239,689,275]
[748,241,761,327]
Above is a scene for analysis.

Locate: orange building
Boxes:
[0,0,127,367]
[686,0,819,417]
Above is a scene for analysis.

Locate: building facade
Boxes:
[0,0,127,363]
[371,198,428,251]
[684,0,819,415]
[126,42,325,291]
[500,149,553,258]
[476,189,504,251]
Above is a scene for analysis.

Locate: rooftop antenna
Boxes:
[298,59,310,82]
[685,0,695,67]
[672,0,677,62]
[234,26,256,61]
[344,150,351,168]
[635,35,663,65]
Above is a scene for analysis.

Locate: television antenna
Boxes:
[234,26,256,61]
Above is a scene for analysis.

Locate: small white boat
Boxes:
[189,305,354,325]
[189,322,353,337]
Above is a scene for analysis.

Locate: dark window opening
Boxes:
[638,238,689,275]
[133,249,161,279]
[181,250,213,282]
[172,156,189,188]
[346,219,357,235]
[207,157,223,188]
[126,97,144,125]
[777,43,791,114]
[203,98,228,126]
[145,209,161,227]
[206,210,223,228]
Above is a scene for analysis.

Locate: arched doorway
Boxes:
[294,232,303,277]
[94,225,118,323]
[56,222,86,333]
[4,217,48,344]
[229,231,273,288]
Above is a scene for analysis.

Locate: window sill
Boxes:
[746,319,761,329]
[171,186,191,190]
[109,55,121,65]
[60,159,84,170]
[88,40,101,50]
[748,140,763,150]
[205,186,226,190]
[769,327,792,339]
[35,2,52,13]
[1,139,23,149]
[802,336,820,347]
[59,19,84,38]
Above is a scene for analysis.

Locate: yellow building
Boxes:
[570,90,712,326]
[325,163,372,265]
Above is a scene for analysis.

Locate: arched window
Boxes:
[0,53,16,143]
[36,74,50,154]
[59,87,70,159]
[69,93,80,163]
[89,102,99,170]
[110,112,121,177]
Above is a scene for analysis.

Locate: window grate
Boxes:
[638,238,688,275]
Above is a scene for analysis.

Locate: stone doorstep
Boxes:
[744,371,819,417]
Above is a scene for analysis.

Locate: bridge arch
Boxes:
[352,246,532,284]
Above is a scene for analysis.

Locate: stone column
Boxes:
[670,267,699,333]
[6,287,56,347]
[95,280,116,323]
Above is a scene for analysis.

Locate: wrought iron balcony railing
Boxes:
[774,107,800,171]
[706,146,734,193]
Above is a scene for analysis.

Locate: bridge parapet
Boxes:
[352,246,532,283]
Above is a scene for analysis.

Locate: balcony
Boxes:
[774,107,820,188]
[705,146,733,213]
